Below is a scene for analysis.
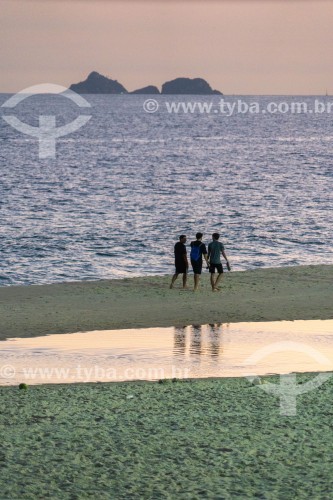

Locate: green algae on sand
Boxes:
[1,374,333,498]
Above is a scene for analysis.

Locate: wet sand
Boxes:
[1,266,332,497]
[0,265,332,341]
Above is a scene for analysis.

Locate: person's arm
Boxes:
[221,248,231,270]
[183,251,189,269]
[220,243,228,263]
[202,244,209,265]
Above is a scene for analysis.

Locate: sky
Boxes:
[1,0,332,94]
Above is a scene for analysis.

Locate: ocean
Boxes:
[0,94,332,286]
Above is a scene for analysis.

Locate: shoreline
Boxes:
[0,264,332,341]
[2,369,333,388]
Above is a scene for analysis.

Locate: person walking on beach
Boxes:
[190,232,209,291]
[170,235,189,289]
[208,233,230,292]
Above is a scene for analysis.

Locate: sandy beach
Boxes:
[1,265,333,497]
[0,265,332,341]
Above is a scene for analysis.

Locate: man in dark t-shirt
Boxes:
[170,235,189,289]
[190,232,209,291]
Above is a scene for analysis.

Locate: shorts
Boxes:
[175,262,187,274]
[191,259,203,275]
[209,263,223,274]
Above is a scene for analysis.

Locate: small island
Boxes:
[70,71,127,94]
[162,77,222,95]
[69,71,223,95]
[130,85,160,95]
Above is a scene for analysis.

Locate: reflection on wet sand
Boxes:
[1,320,333,385]
[174,324,226,358]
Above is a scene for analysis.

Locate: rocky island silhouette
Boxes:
[70,71,223,95]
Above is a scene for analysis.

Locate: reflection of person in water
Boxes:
[208,324,223,357]
[190,325,202,355]
[174,326,187,356]
[173,324,224,358]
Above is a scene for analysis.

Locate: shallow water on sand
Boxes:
[0,320,332,385]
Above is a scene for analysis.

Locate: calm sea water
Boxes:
[0,94,332,286]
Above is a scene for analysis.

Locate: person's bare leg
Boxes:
[194,273,200,291]
[210,273,216,291]
[182,272,188,288]
[214,273,223,290]
[170,273,179,289]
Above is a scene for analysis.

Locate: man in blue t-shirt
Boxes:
[190,232,209,291]
[207,233,230,292]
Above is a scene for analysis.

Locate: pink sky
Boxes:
[1,0,332,94]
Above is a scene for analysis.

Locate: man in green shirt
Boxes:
[207,233,230,292]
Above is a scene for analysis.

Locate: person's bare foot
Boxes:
[212,288,220,292]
